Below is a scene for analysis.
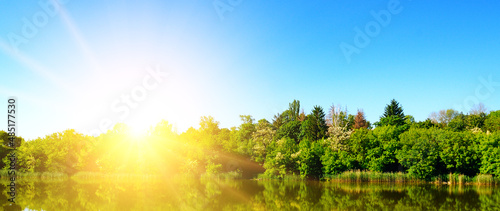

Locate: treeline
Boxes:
[1,99,500,181]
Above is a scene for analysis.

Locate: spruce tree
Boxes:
[377,99,405,127]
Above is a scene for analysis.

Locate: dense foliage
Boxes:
[2,99,500,181]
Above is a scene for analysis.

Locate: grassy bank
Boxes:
[324,170,421,183]
[470,174,500,185]
[256,170,500,185]
[326,171,500,185]
[2,169,499,186]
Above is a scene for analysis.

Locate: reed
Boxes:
[475,174,493,186]
[325,170,421,183]
[449,172,455,185]
[458,174,466,185]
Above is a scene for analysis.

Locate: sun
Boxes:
[130,126,147,138]
[125,122,150,142]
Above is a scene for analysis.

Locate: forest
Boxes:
[1,99,500,182]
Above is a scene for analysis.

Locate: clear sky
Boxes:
[1,0,499,140]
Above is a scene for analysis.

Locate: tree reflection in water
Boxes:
[1,179,499,210]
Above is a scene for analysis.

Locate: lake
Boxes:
[2,179,499,210]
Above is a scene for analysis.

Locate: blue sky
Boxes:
[1,0,499,140]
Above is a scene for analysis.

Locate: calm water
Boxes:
[1,179,499,210]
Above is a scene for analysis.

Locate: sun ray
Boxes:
[0,39,69,90]
[56,1,102,75]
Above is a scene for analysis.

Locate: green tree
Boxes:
[34,129,95,174]
[2,133,34,173]
[198,116,222,150]
[412,118,439,129]
[466,113,487,131]
[235,115,256,155]
[447,113,466,132]
[218,128,235,152]
[237,115,256,141]
[299,118,316,141]
[275,121,302,142]
[376,99,405,127]
[485,110,500,133]
[200,116,221,136]
[151,120,177,138]
[321,148,355,176]
[287,100,301,121]
[311,106,328,139]
[437,130,480,176]
[478,132,500,176]
[297,140,324,179]
[272,100,301,129]
[348,128,374,170]
[371,126,402,172]
[299,106,328,141]
[272,112,286,129]
[0,131,22,169]
[397,128,445,180]
[263,137,299,178]
[251,119,275,162]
